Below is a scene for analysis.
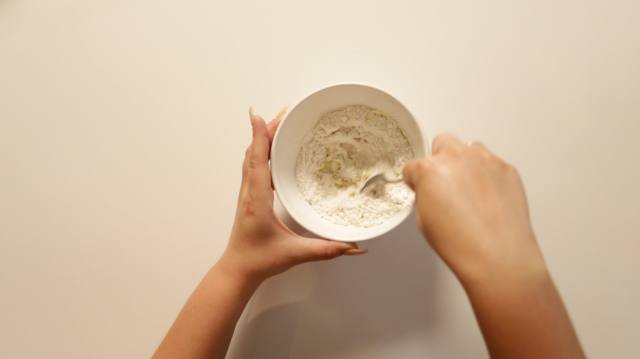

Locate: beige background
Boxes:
[1,1,639,358]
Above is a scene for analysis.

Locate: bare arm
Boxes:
[151,107,367,359]
[151,264,259,359]
[403,134,586,359]
[464,266,583,359]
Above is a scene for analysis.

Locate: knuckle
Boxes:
[461,146,473,157]
[241,198,255,216]
[449,144,464,157]
[248,173,262,188]
[432,133,445,142]
[416,159,434,175]
[464,143,480,154]
[323,247,340,261]
[463,144,493,162]
[479,149,494,162]
[502,160,514,171]
[414,159,442,184]
[503,162,520,176]
[406,159,435,185]
[432,132,452,146]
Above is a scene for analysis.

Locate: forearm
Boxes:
[152,261,261,359]
[460,258,586,359]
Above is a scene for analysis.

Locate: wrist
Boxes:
[459,254,550,297]
[453,242,550,293]
[215,249,267,289]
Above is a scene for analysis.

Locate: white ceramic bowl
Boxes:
[271,83,428,242]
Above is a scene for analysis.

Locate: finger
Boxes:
[466,140,494,161]
[345,248,369,255]
[267,105,288,158]
[291,237,367,263]
[251,115,270,164]
[267,117,283,143]
[466,140,486,148]
[402,160,419,191]
[249,106,256,126]
[253,105,288,143]
[402,158,432,191]
[432,132,463,155]
[242,106,284,200]
[466,140,490,153]
[239,145,251,197]
[274,104,289,122]
[248,113,275,203]
[239,107,258,197]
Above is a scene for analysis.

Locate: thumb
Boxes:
[402,157,434,192]
[291,237,368,263]
[402,159,421,191]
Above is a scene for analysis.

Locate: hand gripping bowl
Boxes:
[270,83,429,242]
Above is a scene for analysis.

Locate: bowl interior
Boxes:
[271,84,427,241]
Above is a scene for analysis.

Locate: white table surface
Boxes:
[1,1,639,358]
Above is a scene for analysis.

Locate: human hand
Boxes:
[217,106,367,285]
[402,133,587,359]
[402,133,545,283]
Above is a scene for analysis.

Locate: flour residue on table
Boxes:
[295,105,414,227]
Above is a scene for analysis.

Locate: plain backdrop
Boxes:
[1,1,639,358]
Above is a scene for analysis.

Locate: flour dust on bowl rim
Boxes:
[270,83,429,242]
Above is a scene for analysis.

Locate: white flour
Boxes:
[295,105,414,227]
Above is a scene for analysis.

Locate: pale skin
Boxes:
[152,108,586,359]
[403,135,586,359]
[151,107,367,359]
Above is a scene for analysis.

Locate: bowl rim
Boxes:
[270,82,428,241]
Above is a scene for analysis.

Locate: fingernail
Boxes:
[344,249,368,256]
[275,104,289,121]
[249,107,256,126]
[340,242,357,250]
